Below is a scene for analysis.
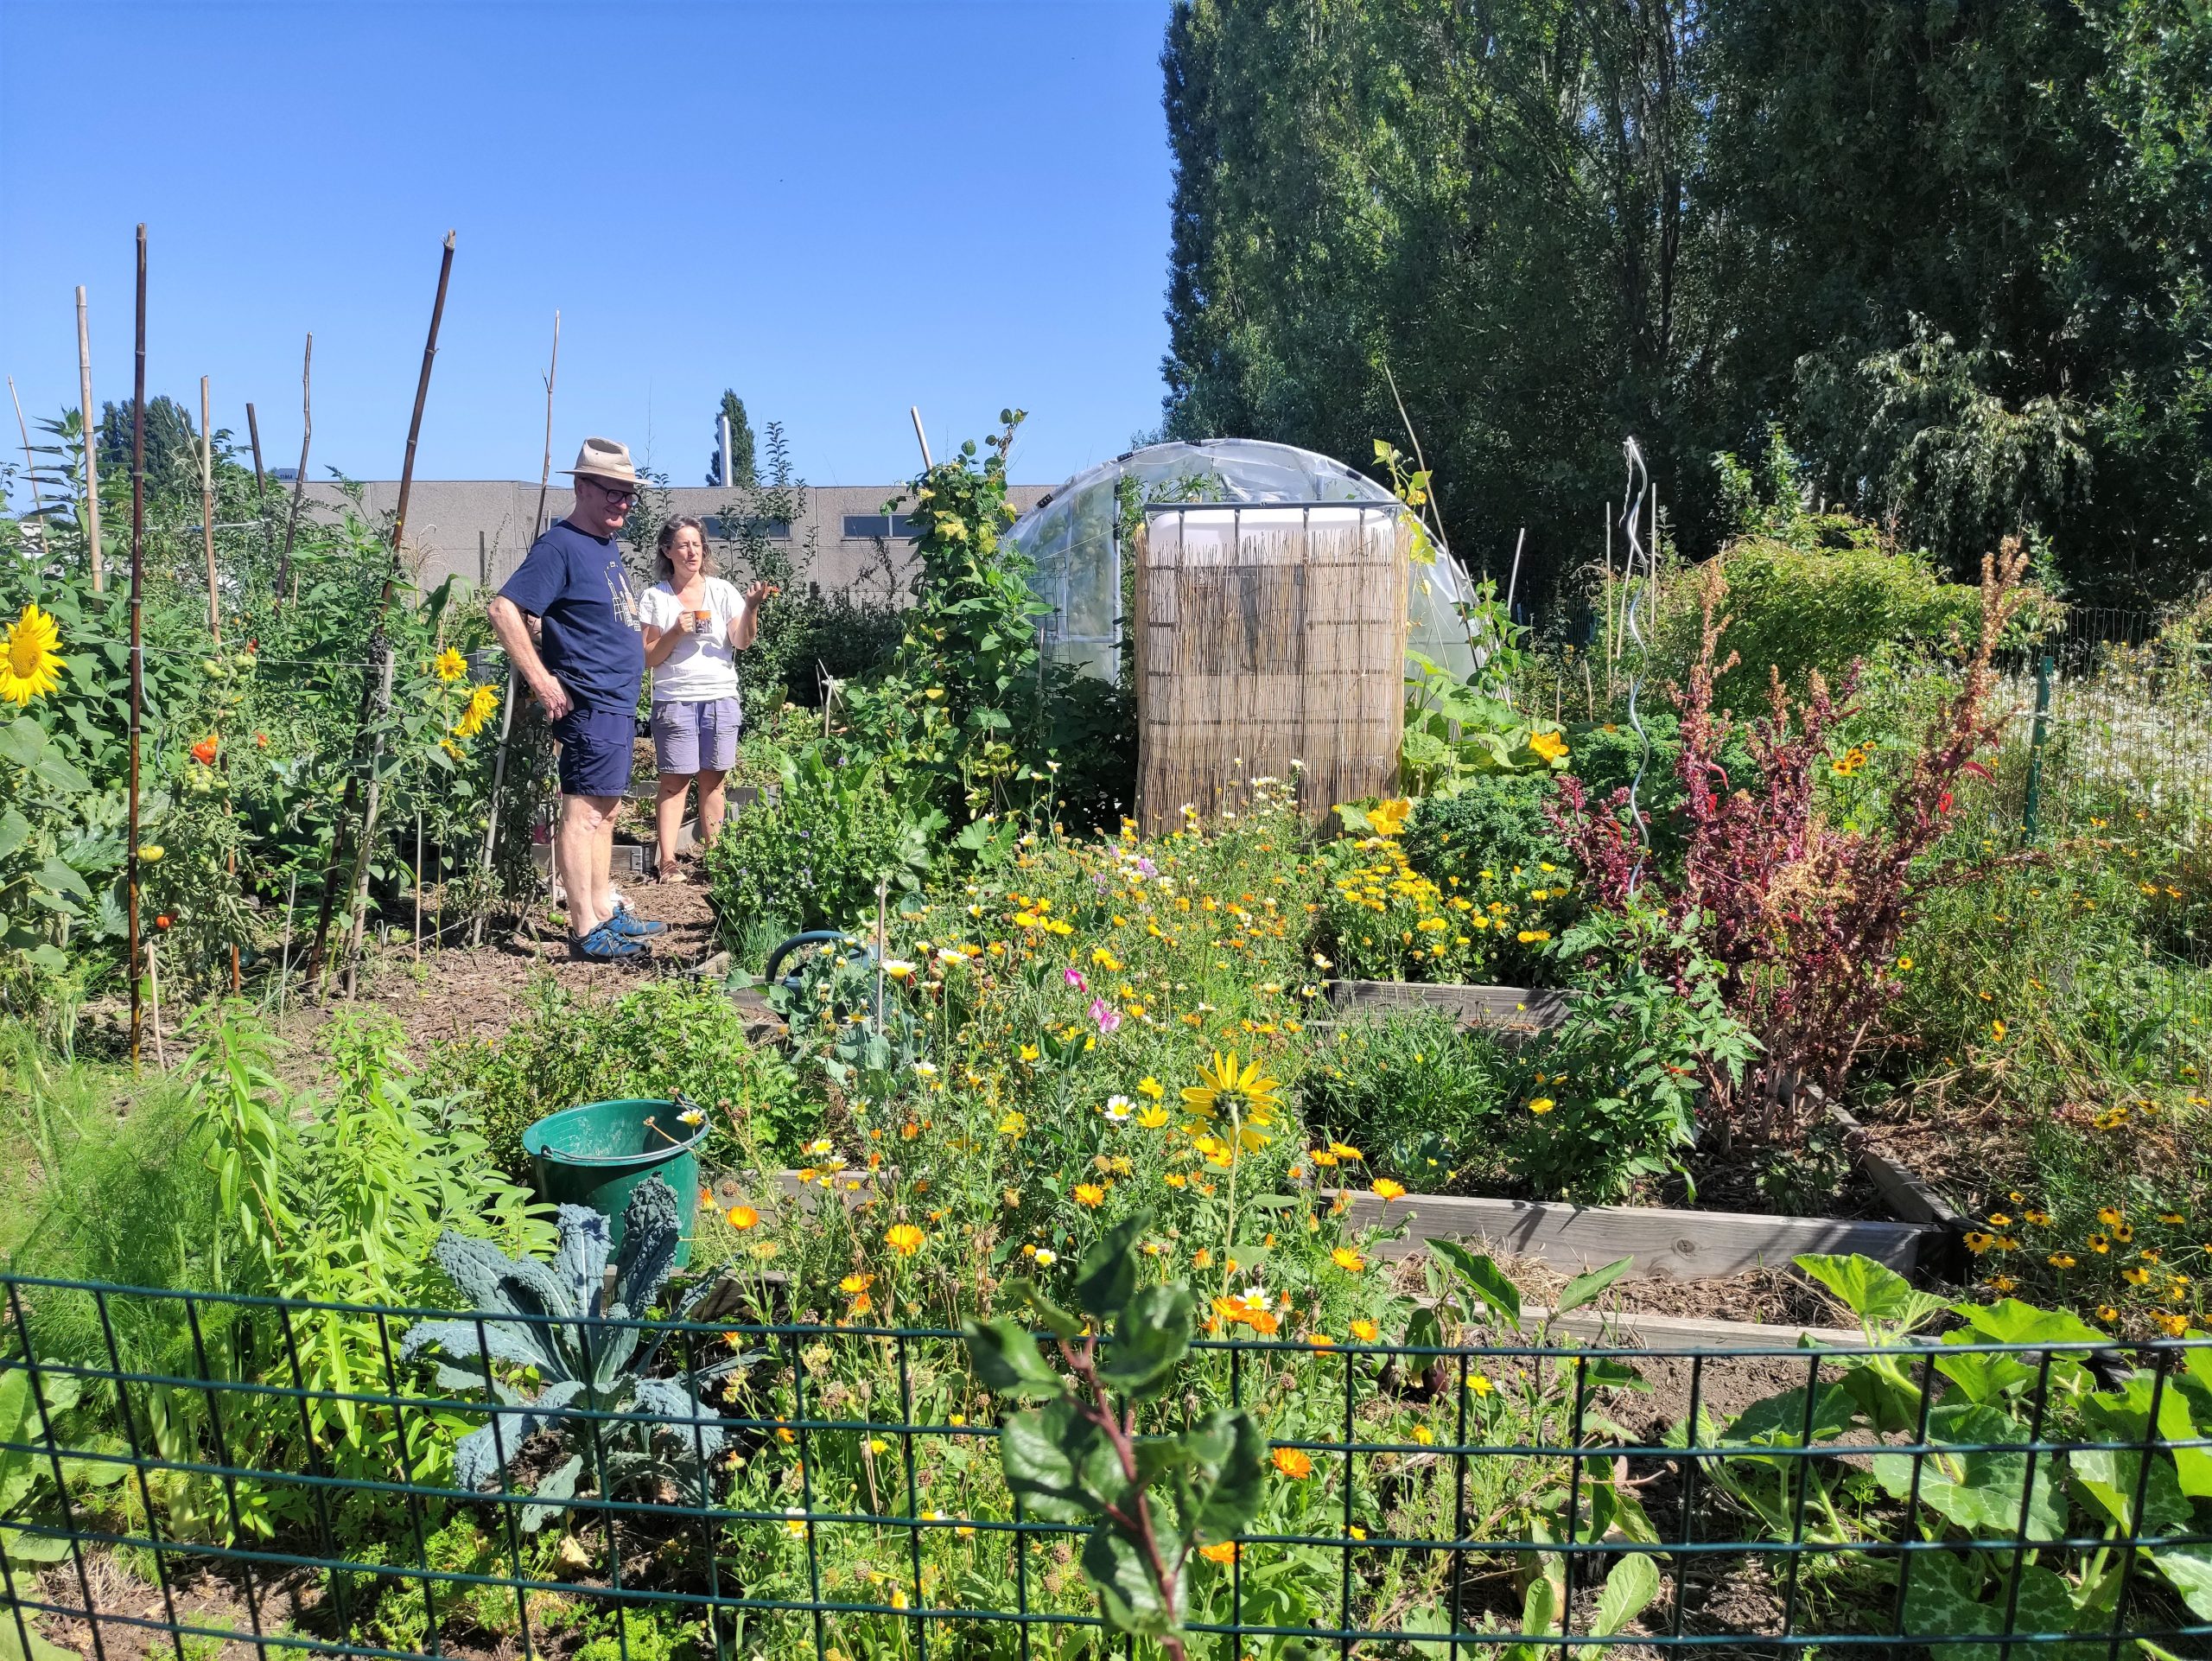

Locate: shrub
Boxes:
[1554,542,2032,1134]
[429,977,811,1174]
[1402,773,1564,888]
[1298,1007,1509,1187]
[703,747,941,936]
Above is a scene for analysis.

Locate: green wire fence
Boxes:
[3,1273,2211,1659]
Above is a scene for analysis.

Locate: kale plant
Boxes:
[404,1176,752,1531]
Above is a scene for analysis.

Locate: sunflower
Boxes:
[1181,1051,1282,1121]
[453,681,500,739]
[0,603,64,705]
[432,646,467,682]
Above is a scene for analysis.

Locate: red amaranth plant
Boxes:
[1551,540,2031,1138]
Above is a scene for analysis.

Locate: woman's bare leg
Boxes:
[696,767,728,847]
[655,772,693,875]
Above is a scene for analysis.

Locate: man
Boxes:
[488,436,670,961]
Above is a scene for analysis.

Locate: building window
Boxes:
[701,516,790,541]
[842,513,923,541]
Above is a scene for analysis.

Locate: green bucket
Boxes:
[522,1098,710,1267]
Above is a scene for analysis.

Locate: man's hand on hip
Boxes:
[534,675,575,722]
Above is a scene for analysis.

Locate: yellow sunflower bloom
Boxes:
[1181,1051,1281,1120]
[432,646,467,682]
[0,603,65,705]
[453,681,500,739]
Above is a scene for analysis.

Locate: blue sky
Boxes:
[0,1,1176,501]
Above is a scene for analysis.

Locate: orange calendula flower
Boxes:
[885,1224,925,1256]
[727,1205,760,1231]
[1198,1542,1238,1565]
[1372,1179,1406,1203]
[1074,1183,1106,1208]
[1271,1448,1313,1480]
[1330,1247,1366,1273]
[1350,1319,1379,1342]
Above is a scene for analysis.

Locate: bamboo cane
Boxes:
[201,377,241,995]
[126,226,148,1071]
[7,379,46,527]
[276,334,312,599]
[308,231,455,998]
[276,869,298,1028]
[76,289,103,592]
[245,399,272,561]
[471,309,559,949]
[414,812,423,968]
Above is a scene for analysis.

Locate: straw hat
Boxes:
[560,436,639,486]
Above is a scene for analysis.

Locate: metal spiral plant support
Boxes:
[1618,436,1656,894]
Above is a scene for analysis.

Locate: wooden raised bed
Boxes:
[1326,978,1567,1035]
[1329,1188,1929,1278]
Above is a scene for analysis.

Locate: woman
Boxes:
[639,516,773,875]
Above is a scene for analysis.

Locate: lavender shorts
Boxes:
[651,697,741,774]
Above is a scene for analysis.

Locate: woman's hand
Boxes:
[731,583,776,651]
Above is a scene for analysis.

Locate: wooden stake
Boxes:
[245,402,266,493]
[199,378,220,642]
[76,288,103,592]
[276,869,298,1028]
[276,333,312,598]
[473,309,560,947]
[7,378,45,526]
[127,226,147,1071]
[414,812,423,967]
[308,231,456,997]
[531,310,559,540]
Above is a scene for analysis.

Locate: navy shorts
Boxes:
[551,706,636,799]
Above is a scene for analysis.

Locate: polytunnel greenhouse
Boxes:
[1004,438,1482,684]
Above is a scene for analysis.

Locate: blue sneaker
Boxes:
[573,920,645,961]
[609,904,669,939]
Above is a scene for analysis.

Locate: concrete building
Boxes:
[300,479,1052,598]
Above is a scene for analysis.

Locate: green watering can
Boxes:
[522,1097,710,1267]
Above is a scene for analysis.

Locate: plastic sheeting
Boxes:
[1006,438,1479,684]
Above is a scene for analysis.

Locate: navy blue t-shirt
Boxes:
[499,520,645,713]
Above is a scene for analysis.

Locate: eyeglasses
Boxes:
[582,479,638,504]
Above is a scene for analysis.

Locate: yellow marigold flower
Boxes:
[1331,1247,1366,1273]
[1350,1319,1379,1342]
[1412,1425,1435,1445]
[432,646,467,682]
[884,1224,925,1256]
[1329,1141,1363,1161]
[1199,1541,1238,1565]
[1271,1447,1313,1480]
[1074,1182,1106,1208]
[0,603,65,705]
[1372,1179,1406,1203]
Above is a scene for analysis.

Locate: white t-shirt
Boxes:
[640,577,745,703]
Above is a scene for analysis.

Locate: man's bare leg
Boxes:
[559,793,619,938]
